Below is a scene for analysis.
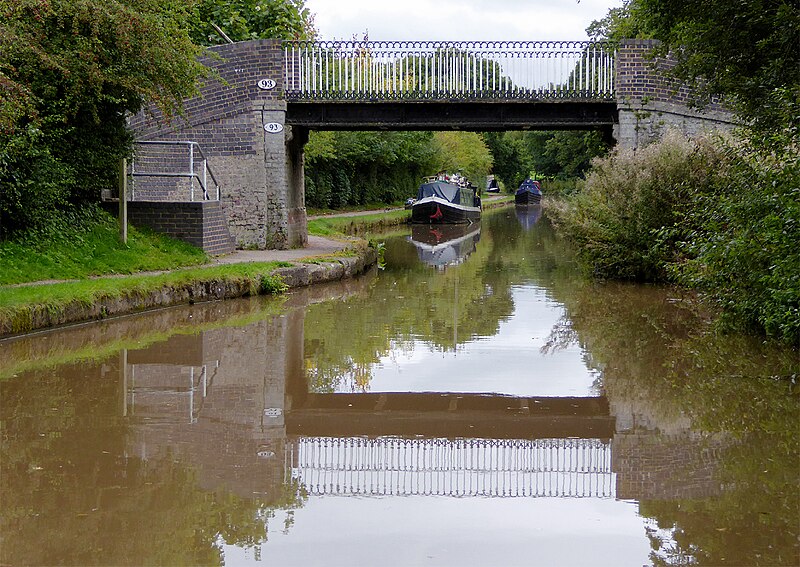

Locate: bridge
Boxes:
[283,41,617,131]
[130,39,736,252]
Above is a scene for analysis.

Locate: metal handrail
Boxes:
[283,40,615,102]
[131,141,221,201]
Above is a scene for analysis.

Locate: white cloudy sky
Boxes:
[304,0,621,42]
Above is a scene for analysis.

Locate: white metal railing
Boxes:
[284,40,615,101]
[130,141,220,202]
[287,436,615,498]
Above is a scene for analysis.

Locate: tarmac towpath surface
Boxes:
[210,235,351,265]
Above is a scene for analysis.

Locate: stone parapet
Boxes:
[129,40,302,250]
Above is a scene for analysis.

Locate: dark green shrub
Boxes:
[557,129,726,281]
[0,126,74,239]
[330,168,351,208]
[672,140,800,344]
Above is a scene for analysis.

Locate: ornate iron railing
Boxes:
[283,40,615,101]
[287,436,615,498]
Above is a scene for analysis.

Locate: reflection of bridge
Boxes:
[287,436,613,498]
[107,296,729,503]
[286,392,615,440]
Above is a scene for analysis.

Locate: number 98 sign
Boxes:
[264,122,284,134]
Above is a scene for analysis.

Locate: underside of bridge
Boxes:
[287,101,618,133]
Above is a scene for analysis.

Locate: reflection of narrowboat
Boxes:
[409,223,481,268]
[515,204,543,230]
[411,175,481,224]
[515,179,542,205]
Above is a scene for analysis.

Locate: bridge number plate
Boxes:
[264,122,284,134]
[257,78,277,90]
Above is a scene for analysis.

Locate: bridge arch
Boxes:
[130,39,736,250]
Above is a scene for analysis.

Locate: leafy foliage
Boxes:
[189,0,315,46]
[522,130,611,180]
[635,0,800,139]
[586,0,652,44]
[481,131,532,191]
[305,131,440,208]
[0,0,206,238]
[671,140,800,343]
[554,129,800,344]
[588,0,800,142]
[432,131,493,185]
[481,130,611,193]
[554,130,726,281]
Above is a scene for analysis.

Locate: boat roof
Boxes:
[516,179,542,195]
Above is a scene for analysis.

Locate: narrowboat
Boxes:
[514,178,543,205]
[411,174,481,224]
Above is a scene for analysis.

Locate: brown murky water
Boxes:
[1,207,798,566]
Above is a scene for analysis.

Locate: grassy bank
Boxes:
[0,206,293,337]
[308,209,411,236]
[0,206,208,285]
[0,262,289,337]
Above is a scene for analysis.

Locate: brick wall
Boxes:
[613,431,729,500]
[104,201,234,256]
[615,39,737,149]
[129,40,306,250]
[124,310,305,499]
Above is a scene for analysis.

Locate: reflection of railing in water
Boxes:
[123,362,218,425]
[288,436,614,498]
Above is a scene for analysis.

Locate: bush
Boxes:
[672,140,800,343]
[0,126,74,239]
[556,129,726,281]
[554,128,799,344]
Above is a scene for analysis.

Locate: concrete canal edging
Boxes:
[0,244,378,340]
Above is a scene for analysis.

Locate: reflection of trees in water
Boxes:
[303,208,589,394]
[550,272,799,565]
[303,217,515,392]
[540,313,580,354]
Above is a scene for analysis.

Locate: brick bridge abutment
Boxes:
[130,39,736,251]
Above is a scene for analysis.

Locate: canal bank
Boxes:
[0,235,378,339]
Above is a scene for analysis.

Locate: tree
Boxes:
[585,0,651,44]
[189,0,315,46]
[481,132,532,191]
[523,130,610,179]
[0,0,206,237]
[433,132,493,187]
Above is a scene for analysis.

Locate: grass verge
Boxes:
[0,263,289,337]
[0,206,209,285]
[308,209,411,236]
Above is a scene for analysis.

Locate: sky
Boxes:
[304,0,621,42]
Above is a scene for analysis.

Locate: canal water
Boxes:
[1,206,797,566]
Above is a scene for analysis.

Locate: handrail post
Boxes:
[118,158,128,244]
[202,159,208,200]
[188,142,195,201]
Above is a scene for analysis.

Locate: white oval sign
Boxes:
[264,122,284,134]
[263,407,283,417]
[257,78,277,90]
